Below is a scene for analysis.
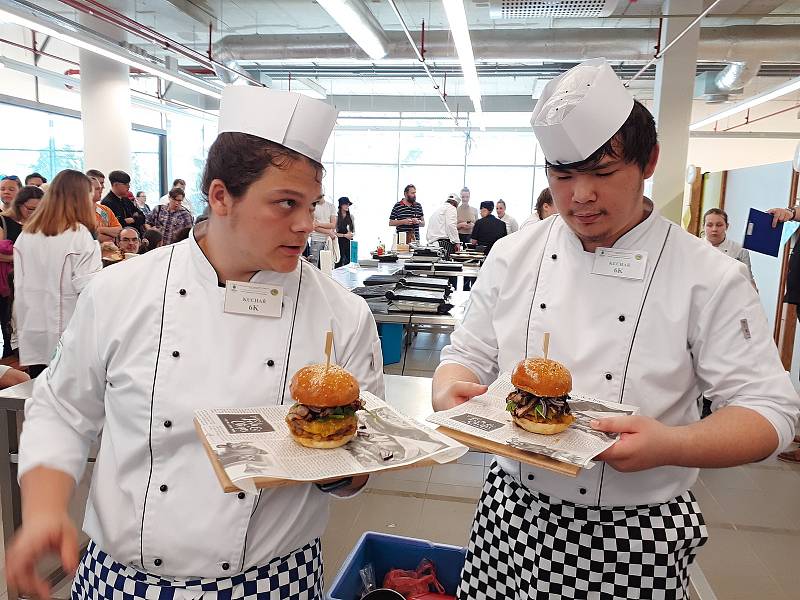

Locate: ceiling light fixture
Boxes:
[315,0,388,60]
[690,74,800,131]
[441,0,484,128]
[0,4,223,100]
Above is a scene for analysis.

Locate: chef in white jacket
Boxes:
[433,59,799,600]
[426,193,461,257]
[7,87,384,600]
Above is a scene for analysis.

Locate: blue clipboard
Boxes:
[743,208,783,257]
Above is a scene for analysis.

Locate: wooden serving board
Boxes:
[437,426,581,477]
[195,419,449,493]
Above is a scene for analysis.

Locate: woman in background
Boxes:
[0,185,44,356]
[13,169,101,377]
[335,196,354,267]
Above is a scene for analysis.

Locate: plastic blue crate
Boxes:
[327,532,465,600]
[377,323,403,365]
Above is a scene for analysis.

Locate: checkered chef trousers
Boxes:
[72,538,323,600]
[457,464,708,600]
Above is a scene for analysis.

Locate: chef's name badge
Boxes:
[224,281,283,317]
[592,248,648,280]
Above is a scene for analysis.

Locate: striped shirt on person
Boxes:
[389,200,424,241]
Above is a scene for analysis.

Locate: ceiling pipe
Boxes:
[213,25,800,63]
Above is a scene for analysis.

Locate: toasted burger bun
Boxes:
[290,364,360,407]
[290,431,356,449]
[511,358,572,398]
[512,413,575,435]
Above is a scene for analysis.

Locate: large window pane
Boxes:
[399,131,465,165]
[0,149,45,179]
[0,104,50,150]
[166,115,217,214]
[466,132,535,165]
[131,130,161,207]
[334,130,398,164]
[333,164,397,253]
[464,166,535,223]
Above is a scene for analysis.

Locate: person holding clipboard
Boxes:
[6,86,384,600]
[432,59,799,599]
[767,203,800,463]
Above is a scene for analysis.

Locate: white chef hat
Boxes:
[217,86,338,163]
[531,58,634,165]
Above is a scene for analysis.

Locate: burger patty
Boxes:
[286,418,358,441]
[506,389,571,421]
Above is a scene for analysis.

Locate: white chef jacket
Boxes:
[18,227,385,578]
[13,225,102,366]
[707,236,755,285]
[441,209,799,507]
[426,203,460,245]
[499,213,519,235]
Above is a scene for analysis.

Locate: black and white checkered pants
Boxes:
[458,464,708,600]
[72,538,323,600]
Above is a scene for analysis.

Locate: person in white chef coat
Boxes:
[6,87,385,600]
[703,207,755,286]
[432,59,800,600]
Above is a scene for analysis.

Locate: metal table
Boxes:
[1,379,92,600]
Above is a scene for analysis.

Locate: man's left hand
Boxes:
[591,416,681,472]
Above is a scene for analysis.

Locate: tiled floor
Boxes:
[3,332,800,600]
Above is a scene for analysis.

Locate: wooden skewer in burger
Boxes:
[506,333,575,435]
[285,331,364,448]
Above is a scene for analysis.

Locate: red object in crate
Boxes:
[383,559,453,599]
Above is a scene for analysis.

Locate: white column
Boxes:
[650,0,701,224]
[78,14,132,175]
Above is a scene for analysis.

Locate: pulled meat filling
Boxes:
[285,398,364,422]
[506,389,571,422]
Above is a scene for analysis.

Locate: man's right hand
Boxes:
[432,380,488,412]
[767,207,795,228]
[5,511,79,599]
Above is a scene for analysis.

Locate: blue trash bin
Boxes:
[327,532,466,600]
[377,323,403,365]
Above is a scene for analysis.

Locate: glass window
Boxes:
[131,130,162,209]
[399,130,465,165]
[0,104,51,151]
[332,164,397,253]
[166,114,217,214]
[334,130,398,164]
[464,166,535,222]
[466,132,536,166]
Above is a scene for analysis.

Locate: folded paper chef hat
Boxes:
[531,58,634,165]
[218,86,338,163]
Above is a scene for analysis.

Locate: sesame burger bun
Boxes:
[511,358,572,398]
[290,364,360,408]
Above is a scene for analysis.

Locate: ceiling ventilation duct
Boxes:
[694,60,761,103]
[489,0,619,19]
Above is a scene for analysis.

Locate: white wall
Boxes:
[722,161,795,332]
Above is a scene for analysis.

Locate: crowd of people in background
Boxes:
[0,168,201,376]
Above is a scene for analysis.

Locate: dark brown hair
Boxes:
[7,185,45,221]
[168,187,185,200]
[535,188,554,220]
[703,207,728,225]
[201,132,323,200]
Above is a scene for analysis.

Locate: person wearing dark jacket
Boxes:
[470,201,507,254]
[102,170,145,234]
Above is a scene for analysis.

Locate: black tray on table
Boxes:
[364,274,404,286]
[398,277,453,292]
[371,252,399,262]
[350,284,396,298]
[388,301,454,315]
[386,288,449,304]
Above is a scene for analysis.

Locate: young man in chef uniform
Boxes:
[6,86,384,599]
[432,59,800,599]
